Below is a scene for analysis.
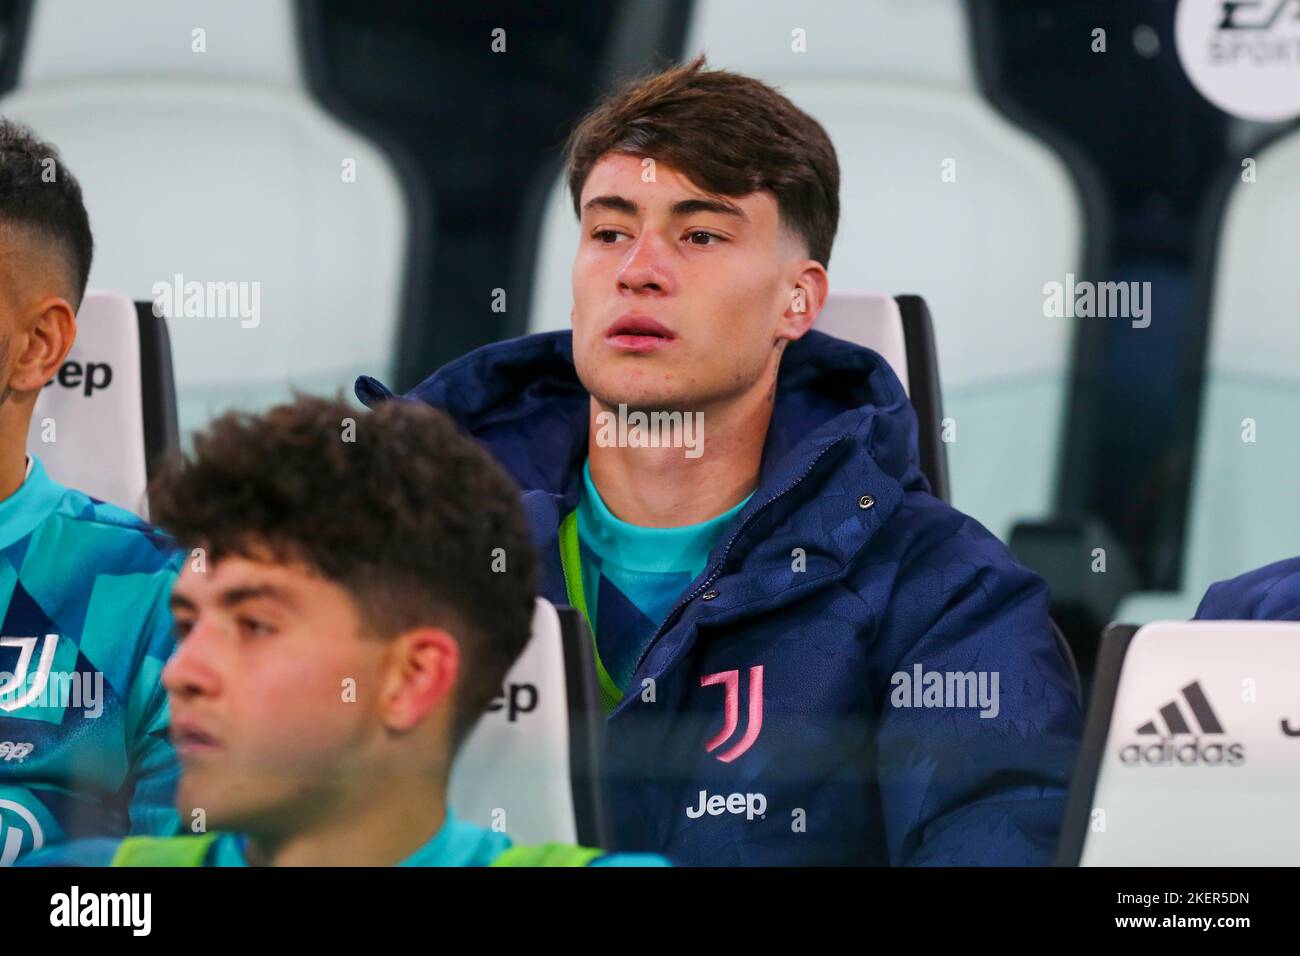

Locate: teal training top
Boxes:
[0,456,182,865]
[572,459,751,710]
[21,810,671,867]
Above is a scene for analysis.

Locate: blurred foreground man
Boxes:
[26,397,666,867]
[359,58,1083,865]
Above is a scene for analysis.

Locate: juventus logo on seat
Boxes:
[700,666,764,763]
[1135,680,1224,736]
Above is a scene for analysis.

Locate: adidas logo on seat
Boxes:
[1135,680,1224,737]
[1119,680,1246,768]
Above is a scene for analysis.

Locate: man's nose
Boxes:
[162,622,222,700]
[616,233,674,295]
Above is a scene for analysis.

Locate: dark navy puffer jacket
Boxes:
[1196,557,1300,621]
[358,329,1083,865]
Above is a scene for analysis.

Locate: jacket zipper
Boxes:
[623,438,847,686]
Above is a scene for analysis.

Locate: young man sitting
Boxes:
[357,56,1084,865]
[25,396,665,867]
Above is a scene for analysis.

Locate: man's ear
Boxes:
[379,627,460,734]
[10,296,76,393]
[776,260,829,343]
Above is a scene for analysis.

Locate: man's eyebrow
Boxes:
[217,585,296,609]
[581,195,749,222]
[670,197,748,221]
[582,195,639,215]
[169,584,296,612]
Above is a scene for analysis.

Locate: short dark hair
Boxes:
[565,54,840,267]
[148,395,539,749]
[0,119,94,307]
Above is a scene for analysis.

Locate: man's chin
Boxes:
[579,356,684,403]
[177,773,254,833]
[584,377,699,413]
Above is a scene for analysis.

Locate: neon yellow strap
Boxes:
[111,834,219,867]
[490,843,604,867]
[558,510,624,713]
[112,834,601,868]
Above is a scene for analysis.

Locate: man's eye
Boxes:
[238,616,274,639]
[173,619,195,641]
[592,229,626,244]
[685,230,723,246]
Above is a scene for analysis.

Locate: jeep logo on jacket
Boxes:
[357,330,1084,866]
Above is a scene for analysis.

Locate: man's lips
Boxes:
[605,315,677,352]
[172,718,222,754]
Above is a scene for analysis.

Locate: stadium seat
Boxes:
[1117,129,1300,622]
[814,291,911,393]
[815,291,950,501]
[27,290,178,518]
[448,599,612,849]
[521,0,1084,543]
[0,0,411,436]
[1058,620,1300,865]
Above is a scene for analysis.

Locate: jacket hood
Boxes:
[356,329,929,505]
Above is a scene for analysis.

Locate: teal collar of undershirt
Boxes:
[0,456,63,551]
[577,459,754,574]
[214,809,510,867]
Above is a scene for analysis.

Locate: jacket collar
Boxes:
[356,329,928,573]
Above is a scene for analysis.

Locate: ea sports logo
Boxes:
[1176,0,1300,121]
[1118,679,1246,768]
[0,799,45,866]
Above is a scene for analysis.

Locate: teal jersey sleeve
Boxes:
[121,578,182,837]
[21,821,674,867]
[16,836,123,867]
[0,457,182,864]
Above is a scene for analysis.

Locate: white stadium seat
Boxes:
[1117,130,1300,622]
[27,289,176,518]
[814,290,910,395]
[0,0,409,437]
[449,599,610,848]
[814,290,951,500]
[525,0,1084,542]
[1059,621,1300,865]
